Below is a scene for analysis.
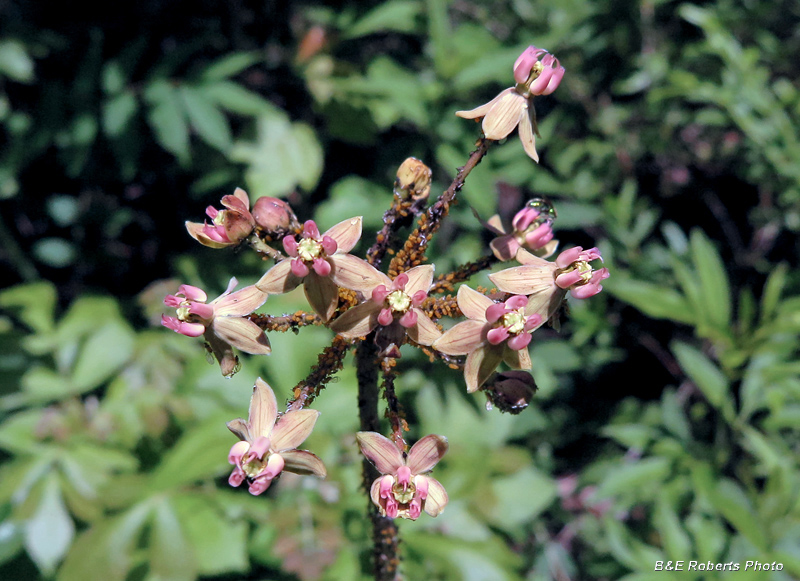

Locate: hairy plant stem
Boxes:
[357,337,401,581]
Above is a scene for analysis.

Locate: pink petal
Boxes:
[228,440,250,464]
[270,409,320,451]
[528,55,556,95]
[303,220,320,239]
[541,65,565,95]
[513,46,546,84]
[555,270,584,289]
[377,308,394,326]
[178,284,207,302]
[486,326,510,345]
[399,309,417,328]
[291,258,310,278]
[228,467,246,487]
[484,303,507,324]
[161,315,206,337]
[261,453,285,479]
[406,434,448,475]
[282,235,299,257]
[411,290,427,307]
[248,477,272,496]
[525,223,553,248]
[321,236,338,256]
[556,246,584,268]
[372,285,390,303]
[505,295,528,309]
[506,332,532,350]
[392,273,409,291]
[312,257,331,277]
[356,431,405,474]
[248,435,271,460]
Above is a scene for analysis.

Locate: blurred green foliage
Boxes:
[1,0,799,579]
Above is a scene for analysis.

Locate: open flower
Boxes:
[432,285,542,393]
[489,247,610,325]
[357,431,448,520]
[162,278,270,376]
[186,187,256,248]
[484,198,558,261]
[329,265,441,347]
[456,45,565,162]
[256,217,381,321]
[227,378,326,496]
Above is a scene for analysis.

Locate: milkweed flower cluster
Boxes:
[159,44,607,574]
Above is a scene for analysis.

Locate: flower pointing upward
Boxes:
[456,45,565,162]
[227,378,326,496]
[357,431,448,520]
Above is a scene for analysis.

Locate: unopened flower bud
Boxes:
[252,196,299,234]
[485,370,538,414]
[395,157,432,200]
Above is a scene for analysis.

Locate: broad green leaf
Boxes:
[605,277,694,324]
[654,497,692,560]
[24,477,74,575]
[344,1,422,38]
[685,512,727,563]
[603,516,664,571]
[201,51,260,81]
[149,499,196,581]
[0,40,34,83]
[144,79,190,164]
[204,80,279,116]
[689,229,731,332]
[671,342,728,409]
[759,262,787,323]
[595,457,672,499]
[102,90,138,137]
[0,518,24,567]
[702,477,768,552]
[489,467,557,531]
[180,85,233,152]
[0,282,57,333]
[71,320,136,391]
[601,424,657,449]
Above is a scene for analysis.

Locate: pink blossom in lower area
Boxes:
[227,378,326,496]
[488,247,609,326]
[356,431,448,520]
[456,45,565,162]
[185,187,256,249]
[432,286,541,393]
[162,278,270,376]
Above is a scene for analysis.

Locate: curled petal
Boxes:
[485,303,507,324]
[529,57,556,95]
[249,435,271,460]
[372,285,390,304]
[248,476,272,496]
[291,258,310,278]
[556,246,585,268]
[282,235,299,257]
[505,295,528,309]
[271,409,321,451]
[525,223,554,248]
[162,315,206,338]
[228,467,246,488]
[262,453,286,479]
[486,326,510,345]
[513,46,546,84]
[392,273,409,291]
[311,257,332,277]
[411,290,427,307]
[228,440,250,465]
[406,434,448,475]
[506,332,532,351]
[303,220,320,239]
[186,220,231,249]
[399,309,417,328]
[542,65,565,95]
[187,301,214,320]
[357,432,405,475]
[179,285,208,302]
[321,236,338,255]
[377,308,394,327]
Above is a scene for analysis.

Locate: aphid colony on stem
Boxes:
[161,44,608,580]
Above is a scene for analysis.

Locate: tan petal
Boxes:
[486,214,506,235]
[280,449,327,478]
[304,271,340,322]
[536,239,559,259]
[406,434,448,475]
[356,431,404,474]
[432,320,487,356]
[456,285,493,321]
[329,301,382,339]
[232,187,250,208]
[482,91,525,140]
[370,478,384,514]
[406,308,441,346]
[204,330,240,377]
[213,285,268,317]
[488,264,556,296]
[503,345,532,370]
[249,377,278,439]
[515,248,551,266]
[328,254,391,293]
[256,259,303,294]
[526,287,566,323]
[455,88,514,120]
[212,317,271,355]
[226,418,251,442]
[185,221,230,249]
[403,265,434,296]
[421,476,448,517]
[271,409,320,451]
[464,345,502,393]
[490,235,519,261]
[517,102,539,162]
[324,216,363,254]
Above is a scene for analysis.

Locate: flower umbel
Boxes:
[432,285,542,392]
[162,278,270,376]
[227,378,326,496]
[485,197,558,261]
[357,432,448,520]
[185,187,256,248]
[456,45,565,162]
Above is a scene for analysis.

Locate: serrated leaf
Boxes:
[344,1,422,38]
[201,52,260,81]
[144,79,190,164]
[24,477,74,575]
[689,229,731,332]
[671,342,727,409]
[180,85,232,152]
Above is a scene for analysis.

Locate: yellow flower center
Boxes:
[297,238,323,261]
[392,479,416,504]
[243,455,267,478]
[502,309,526,334]
[387,290,411,313]
[561,261,593,284]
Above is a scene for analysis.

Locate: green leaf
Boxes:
[708,479,768,552]
[654,497,692,560]
[344,1,422,38]
[489,467,557,531]
[0,282,57,333]
[760,262,788,323]
[180,85,233,152]
[144,79,190,164]
[31,238,77,268]
[689,229,731,332]
[24,477,74,575]
[0,40,34,83]
[201,52,260,81]
[595,457,672,499]
[605,277,694,324]
[671,342,728,410]
[103,90,138,137]
[149,499,196,581]
[70,320,136,391]
[204,80,279,116]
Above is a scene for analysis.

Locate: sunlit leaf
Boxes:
[24,477,74,575]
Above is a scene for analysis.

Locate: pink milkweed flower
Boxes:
[162,278,270,377]
[256,217,380,322]
[357,431,448,520]
[227,378,326,496]
[484,198,559,261]
[328,264,442,347]
[488,247,610,326]
[432,285,542,393]
[456,45,565,162]
[185,187,256,248]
